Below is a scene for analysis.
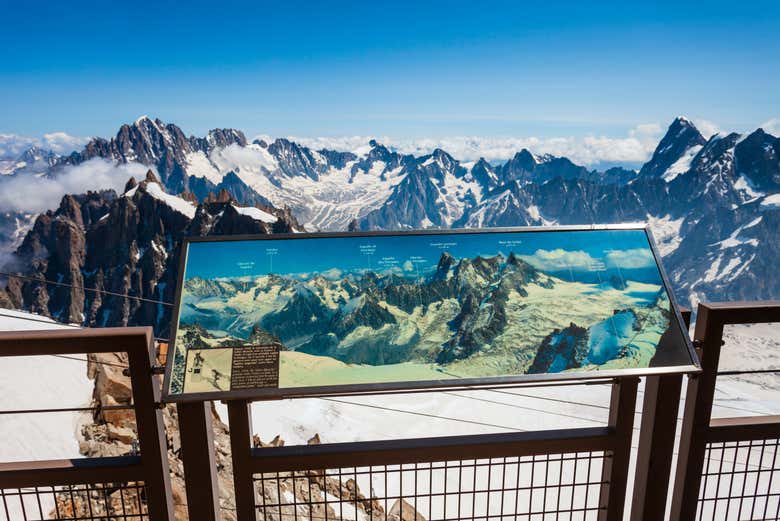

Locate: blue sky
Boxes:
[2,0,779,144]
[183,229,661,284]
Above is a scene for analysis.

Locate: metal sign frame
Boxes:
[162,224,700,403]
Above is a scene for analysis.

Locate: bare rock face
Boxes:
[389,499,426,521]
[60,346,404,521]
[89,353,133,405]
[254,434,285,448]
[7,174,302,338]
[0,287,14,309]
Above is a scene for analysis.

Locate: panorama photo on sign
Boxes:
[163,227,697,400]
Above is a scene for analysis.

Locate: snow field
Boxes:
[0,310,92,521]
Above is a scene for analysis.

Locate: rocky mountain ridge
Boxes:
[1,170,301,337]
[1,115,779,323]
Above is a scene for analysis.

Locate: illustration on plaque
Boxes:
[166,228,693,398]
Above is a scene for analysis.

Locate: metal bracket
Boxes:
[122,365,166,377]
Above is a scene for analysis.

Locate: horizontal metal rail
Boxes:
[0,327,152,356]
[0,456,144,488]
[250,427,614,473]
[707,415,780,443]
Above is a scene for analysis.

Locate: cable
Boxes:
[442,391,604,425]
[318,398,526,432]
[0,404,134,415]
[0,271,174,307]
[488,389,610,411]
[51,354,128,369]
[489,387,771,421]
[717,369,780,376]
[0,310,170,344]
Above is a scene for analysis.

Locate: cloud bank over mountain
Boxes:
[0,114,762,169]
[0,132,89,158]
[269,125,661,167]
[0,158,148,213]
[271,120,721,167]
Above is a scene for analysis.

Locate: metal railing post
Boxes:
[599,377,638,521]
[670,301,780,521]
[125,329,176,521]
[178,401,221,521]
[630,309,690,521]
[670,304,723,521]
[228,400,256,521]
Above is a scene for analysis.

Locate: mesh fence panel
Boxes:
[253,451,607,521]
[1,482,148,521]
[698,439,780,521]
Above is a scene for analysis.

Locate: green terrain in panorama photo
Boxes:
[169,229,691,395]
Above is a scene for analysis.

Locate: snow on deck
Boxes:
[0,310,93,519]
[0,310,92,463]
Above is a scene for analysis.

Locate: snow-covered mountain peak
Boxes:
[1,145,59,176]
[672,115,696,129]
[639,117,707,179]
[121,170,197,218]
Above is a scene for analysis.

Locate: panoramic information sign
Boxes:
[163,226,698,401]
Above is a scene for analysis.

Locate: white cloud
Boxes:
[520,247,655,273]
[320,267,343,280]
[604,248,655,269]
[760,118,780,136]
[402,260,414,271]
[520,249,599,272]
[691,119,721,139]
[0,158,148,213]
[279,123,665,167]
[0,132,89,159]
[41,132,90,154]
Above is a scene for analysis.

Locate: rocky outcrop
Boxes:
[6,172,301,337]
[528,322,590,374]
[61,348,395,521]
[388,499,426,521]
[330,294,396,337]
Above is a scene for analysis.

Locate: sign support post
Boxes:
[178,402,221,521]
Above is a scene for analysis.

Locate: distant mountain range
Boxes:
[1,116,778,335]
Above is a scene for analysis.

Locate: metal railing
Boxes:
[252,452,609,521]
[671,302,780,521]
[0,328,174,521]
[224,377,638,521]
[1,482,148,520]
[2,301,779,521]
